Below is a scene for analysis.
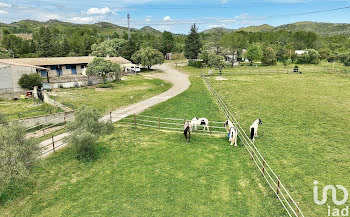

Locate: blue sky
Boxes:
[0,0,349,33]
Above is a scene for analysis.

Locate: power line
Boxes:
[127,5,350,26]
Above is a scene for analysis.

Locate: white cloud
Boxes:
[163,16,172,22]
[86,7,112,15]
[69,16,96,24]
[234,13,252,19]
[0,9,7,14]
[0,2,11,8]
[221,0,228,3]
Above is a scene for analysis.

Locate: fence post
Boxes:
[52,135,55,152]
[134,113,136,127]
[64,112,66,124]
[262,159,265,176]
[158,117,160,129]
[296,202,300,216]
[18,113,21,120]
[42,125,45,136]
[276,175,280,197]
[209,121,212,135]
[110,111,112,121]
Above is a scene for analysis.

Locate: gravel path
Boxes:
[39,64,190,157]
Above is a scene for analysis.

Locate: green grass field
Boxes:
[0,67,287,216]
[50,75,172,115]
[1,64,349,216]
[0,99,62,121]
[183,65,350,216]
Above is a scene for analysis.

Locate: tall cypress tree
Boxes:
[184,24,202,59]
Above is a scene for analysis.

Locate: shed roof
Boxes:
[0,56,131,67]
[0,61,48,70]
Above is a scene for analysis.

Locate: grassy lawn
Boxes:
[50,75,172,115]
[0,98,62,121]
[0,66,287,216]
[182,65,350,216]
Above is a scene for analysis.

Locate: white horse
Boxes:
[224,119,234,133]
[250,119,262,142]
[229,127,238,146]
[191,117,209,131]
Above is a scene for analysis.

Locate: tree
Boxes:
[262,47,277,66]
[132,47,164,69]
[86,57,121,83]
[160,31,174,55]
[120,38,139,60]
[0,120,39,195]
[199,50,209,64]
[297,49,320,64]
[33,27,54,57]
[245,43,263,64]
[184,24,202,59]
[208,53,224,69]
[219,32,247,67]
[18,73,42,90]
[67,106,114,161]
[91,38,127,57]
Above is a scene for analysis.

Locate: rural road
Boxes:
[40,63,190,157]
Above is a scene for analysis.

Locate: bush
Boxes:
[0,121,39,195]
[18,73,42,90]
[69,130,97,161]
[188,60,203,68]
[262,47,277,66]
[339,53,350,67]
[67,106,114,161]
[297,49,320,64]
[97,83,114,88]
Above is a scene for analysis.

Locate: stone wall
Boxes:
[19,111,75,128]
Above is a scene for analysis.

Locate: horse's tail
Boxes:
[250,127,255,140]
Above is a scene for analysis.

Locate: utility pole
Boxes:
[127,13,131,40]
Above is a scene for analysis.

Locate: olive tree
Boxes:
[0,117,39,195]
[262,47,277,66]
[90,38,127,57]
[132,47,164,69]
[67,106,114,161]
[86,57,121,83]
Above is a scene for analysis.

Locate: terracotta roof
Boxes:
[0,56,131,67]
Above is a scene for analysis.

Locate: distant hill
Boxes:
[273,21,350,35]
[201,27,233,34]
[202,21,350,35]
[139,26,161,35]
[237,24,274,32]
[0,19,154,37]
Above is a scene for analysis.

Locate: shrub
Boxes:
[339,53,350,67]
[69,130,97,161]
[188,60,203,68]
[0,121,39,195]
[262,47,277,66]
[67,106,114,161]
[18,73,42,90]
[97,83,114,88]
[297,49,320,64]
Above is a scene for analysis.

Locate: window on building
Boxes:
[40,70,47,77]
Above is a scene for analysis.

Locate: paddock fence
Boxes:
[110,113,228,135]
[202,75,304,217]
[205,67,350,76]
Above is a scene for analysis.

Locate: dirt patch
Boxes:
[215,77,228,81]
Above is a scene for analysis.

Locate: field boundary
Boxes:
[202,74,304,217]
